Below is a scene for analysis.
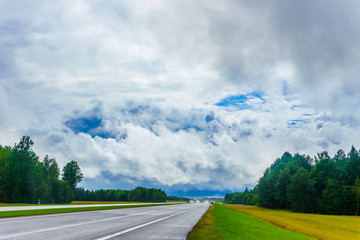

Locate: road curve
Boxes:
[0,203,209,240]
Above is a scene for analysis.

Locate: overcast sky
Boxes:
[1,0,360,196]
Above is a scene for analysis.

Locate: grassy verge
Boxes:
[0,203,172,218]
[187,203,312,240]
[0,201,146,206]
[187,204,216,240]
[0,203,38,207]
[0,201,185,207]
[228,205,360,240]
[69,201,144,205]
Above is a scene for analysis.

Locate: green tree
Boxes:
[257,171,277,208]
[40,155,61,203]
[354,176,360,216]
[9,136,42,203]
[274,167,291,209]
[287,167,316,213]
[310,158,338,195]
[62,160,83,189]
[321,179,346,214]
[52,179,73,203]
[0,146,11,202]
[345,146,360,185]
[333,149,346,163]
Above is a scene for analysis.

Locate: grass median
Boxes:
[0,201,185,207]
[0,203,173,219]
[187,203,312,240]
[0,201,138,207]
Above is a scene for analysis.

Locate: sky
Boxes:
[1,0,360,197]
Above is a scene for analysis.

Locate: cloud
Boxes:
[1,0,360,195]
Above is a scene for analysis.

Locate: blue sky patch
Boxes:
[174,125,203,132]
[215,91,264,110]
[65,116,115,138]
[287,119,310,128]
[66,117,102,133]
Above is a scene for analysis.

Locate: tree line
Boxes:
[74,186,167,202]
[166,196,190,202]
[226,147,360,215]
[0,136,83,204]
[224,187,257,205]
[0,137,171,204]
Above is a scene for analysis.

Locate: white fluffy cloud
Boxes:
[1,0,360,194]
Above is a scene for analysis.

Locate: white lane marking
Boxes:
[0,209,170,239]
[96,207,198,240]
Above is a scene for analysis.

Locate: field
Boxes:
[187,203,312,240]
[227,205,360,240]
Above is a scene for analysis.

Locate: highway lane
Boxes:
[0,203,209,240]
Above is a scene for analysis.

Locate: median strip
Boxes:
[0,203,175,219]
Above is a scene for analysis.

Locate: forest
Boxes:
[225,147,360,215]
[0,136,168,204]
[74,186,167,202]
[224,187,257,205]
[0,136,83,203]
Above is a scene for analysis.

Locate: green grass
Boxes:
[0,203,172,218]
[69,201,143,205]
[188,203,313,240]
[0,201,185,207]
[187,204,216,240]
[0,201,143,206]
[228,205,360,240]
[0,203,39,207]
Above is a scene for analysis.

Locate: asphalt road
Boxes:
[0,203,209,240]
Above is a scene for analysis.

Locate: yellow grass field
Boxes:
[227,205,360,240]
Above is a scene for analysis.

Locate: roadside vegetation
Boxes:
[74,186,167,202]
[0,136,82,204]
[190,147,360,239]
[0,203,38,207]
[187,204,216,240]
[70,201,147,204]
[0,203,172,218]
[228,205,360,240]
[187,203,312,240]
[0,136,168,205]
[225,147,360,216]
[0,201,155,207]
